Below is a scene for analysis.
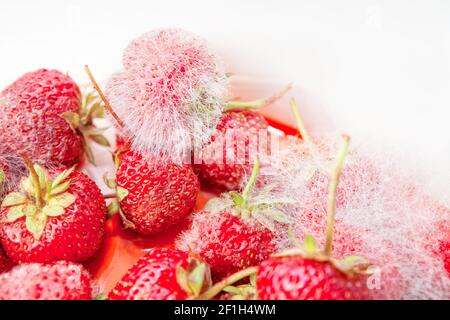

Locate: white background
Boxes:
[0,0,449,200]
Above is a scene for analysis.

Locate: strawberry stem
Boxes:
[84,65,125,128]
[241,157,260,207]
[290,97,311,144]
[226,83,292,111]
[323,135,350,257]
[195,266,258,300]
[20,154,44,208]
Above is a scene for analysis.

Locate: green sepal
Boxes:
[223,286,241,294]
[187,263,207,297]
[2,192,27,207]
[94,293,107,300]
[63,88,110,166]
[48,193,75,208]
[107,200,120,217]
[304,235,317,255]
[42,204,65,217]
[230,191,244,207]
[103,174,117,189]
[49,180,71,196]
[34,165,47,191]
[89,134,111,147]
[5,205,27,222]
[51,167,74,187]
[25,212,48,240]
[82,139,96,165]
[116,186,129,202]
[175,257,211,298]
[60,112,80,131]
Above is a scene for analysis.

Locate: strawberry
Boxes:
[257,253,371,300]
[295,204,367,259]
[194,84,292,192]
[115,133,132,154]
[112,150,200,235]
[0,261,93,300]
[108,248,211,300]
[178,158,287,281]
[425,205,450,275]
[100,29,227,164]
[256,135,374,300]
[306,157,381,210]
[0,247,13,273]
[439,239,450,274]
[194,110,270,191]
[0,157,106,263]
[183,211,275,281]
[0,69,108,168]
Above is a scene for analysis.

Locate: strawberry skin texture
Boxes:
[0,247,13,273]
[108,248,189,300]
[0,261,92,300]
[194,110,269,191]
[186,211,275,281]
[0,69,83,168]
[0,170,106,263]
[257,256,370,300]
[116,150,200,235]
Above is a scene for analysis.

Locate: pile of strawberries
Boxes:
[0,28,448,300]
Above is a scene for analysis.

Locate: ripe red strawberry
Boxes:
[256,135,374,300]
[194,110,270,191]
[182,211,275,282]
[0,69,108,168]
[114,150,199,235]
[257,254,370,300]
[178,158,286,281]
[108,248,211,300]
[0,158,106,263]
[0,69,82,167]
[0,261,93,300]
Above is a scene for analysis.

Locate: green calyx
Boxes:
[222,273,258,300]
[204,158,291,231]
[1,158,75,240]
[61,89,110,165]
[103,174,131,219]
[102,173,134,229]
[195,266,258,300]
[176,256,212,299]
